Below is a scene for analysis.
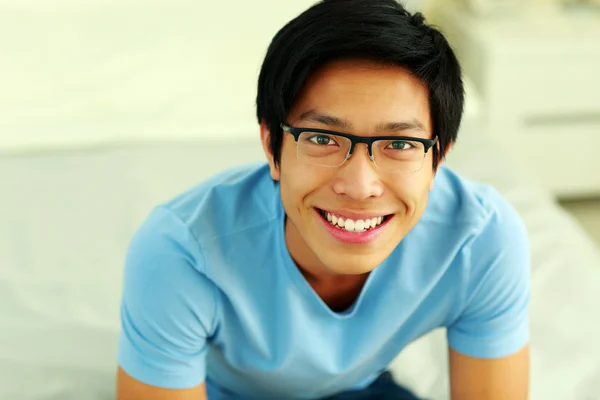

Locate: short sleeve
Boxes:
[447,191,531,359]
[117,206,218,389]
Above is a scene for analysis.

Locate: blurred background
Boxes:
[426,0,600,244]
[0,0,599,399]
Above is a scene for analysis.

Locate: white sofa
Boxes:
[1,2,599,399]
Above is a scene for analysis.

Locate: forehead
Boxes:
[304,58,426,92]
[288,58,431,132]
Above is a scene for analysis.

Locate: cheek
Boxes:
[389,174,433,216]
[281,167,327,205]
[413,176,434,216]
[279,151,329,214]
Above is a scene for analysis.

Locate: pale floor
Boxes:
[560,198,600,247]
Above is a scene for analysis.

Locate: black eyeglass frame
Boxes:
[280,123,438,161]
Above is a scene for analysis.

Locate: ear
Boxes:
[260,120,281,181]
[443,141,453,158]
[430,141,453,191]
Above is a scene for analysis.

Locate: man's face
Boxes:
[261,59,438,277]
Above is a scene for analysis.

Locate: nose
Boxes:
[331,143,384,200]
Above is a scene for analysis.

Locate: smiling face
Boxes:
[261,58,439,279]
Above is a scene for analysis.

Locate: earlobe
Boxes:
[269,162,281,181]
[443,142,453,158]
[430,141,452,191]
[260,120,281,181]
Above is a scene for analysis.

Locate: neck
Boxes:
[284,215,370,311]
[284,215,368,285]
[284,215,330,278]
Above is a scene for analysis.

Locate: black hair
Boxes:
[256,0,464,171]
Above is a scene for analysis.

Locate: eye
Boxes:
[308,134,337,146]
[386,140,414,150]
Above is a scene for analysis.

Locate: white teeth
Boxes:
[324,211,386,232]
[344,219,355,232]
[354,219,365,231]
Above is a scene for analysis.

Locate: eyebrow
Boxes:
[297,109,426,133]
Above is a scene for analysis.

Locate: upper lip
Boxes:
[317,208,392,220]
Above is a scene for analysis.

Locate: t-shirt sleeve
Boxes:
[447,191,531,359]
[117,206,218,389]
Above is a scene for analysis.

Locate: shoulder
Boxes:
[418,165,530,293]
[126,161,278,276]
[424,165,527,241]
[430,171,531,359]
[159,162,280,242]
[430,166,530,305]
[121,163,280,331]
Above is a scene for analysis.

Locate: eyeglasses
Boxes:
[281,123,438,173]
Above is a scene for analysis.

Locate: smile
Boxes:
[315,208,392,244]
[317,209,391,232]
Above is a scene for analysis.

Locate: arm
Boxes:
[447,189,531,399]
[117,367,207,400]
[449,344,529,400]
[116,207,218,399]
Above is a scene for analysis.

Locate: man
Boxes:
[116,0,531,399]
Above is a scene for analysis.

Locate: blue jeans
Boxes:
[322,372,423,400]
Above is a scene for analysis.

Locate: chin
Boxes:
[319,251,390,276]
[307,215,404,275]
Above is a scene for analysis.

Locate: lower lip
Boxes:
[316,209,391,245]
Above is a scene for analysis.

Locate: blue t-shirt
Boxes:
[117,162,530,399]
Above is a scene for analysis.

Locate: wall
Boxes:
[0,1,317,153]
[0,0,443,155]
